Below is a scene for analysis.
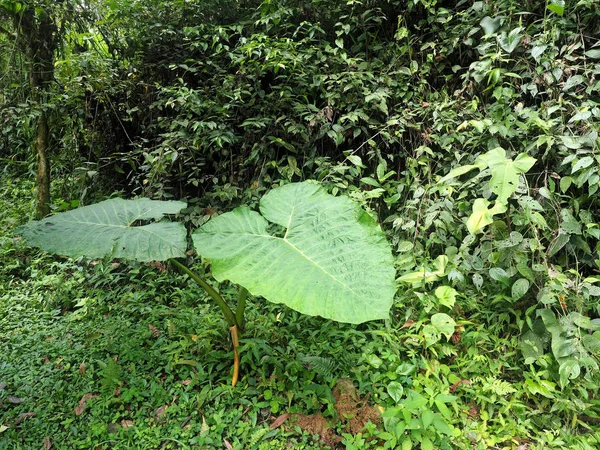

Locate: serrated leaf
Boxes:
[511,278,530,300]
[18,199,187,262]
[193,182,395,324]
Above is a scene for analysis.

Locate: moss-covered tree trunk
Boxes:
[22,7,56,218]
[2,3,57,218]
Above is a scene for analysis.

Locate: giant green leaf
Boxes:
[19,198,187,262]
[192,182,395,324]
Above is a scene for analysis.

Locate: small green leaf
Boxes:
[421,409,434,429]
[497,27,523,54]
[438,164,480,184]
[548,230,571,256]
[572,156,594,174]
[559,360,580,387]
[434,286,457,308]
[387,382,404,403]
[347,155,364,167]
[402,391,428,411]
[547,1,565,16]
[467,199,507,234]
[583,333,600,355]
[560,176,573,193]
[584,50,600,59]
[366,354,383,368]
[512,278,530,300]
[513,153,536,173]
[431,313,456,340]
[480,16,502,35]
[423,324,440,348]
[431,416,455,436]
[489,267,511,285]
[560,209,582,235]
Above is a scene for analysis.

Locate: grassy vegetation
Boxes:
[2,175,600,450]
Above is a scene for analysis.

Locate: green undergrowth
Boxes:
[2,177,600,449]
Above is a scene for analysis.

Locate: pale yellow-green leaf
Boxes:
[467,199,507,234]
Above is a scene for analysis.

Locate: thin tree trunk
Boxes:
[36,111,50,218]
[19,7,55,218]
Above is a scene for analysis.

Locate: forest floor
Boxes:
[1,175,600,449]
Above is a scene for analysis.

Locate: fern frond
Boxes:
[298,354,338,378]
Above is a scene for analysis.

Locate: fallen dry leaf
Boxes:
[120,420,134,428]
[79,363,86,376]
[400,320,415,329]
[148,324,160,337]
[0,382,6,390]
[7,396,24,404]
[43,436,52,449]
[15,412,36,424]
[270,413,290,429]
[450,379,471,392]
[154,405,168,420]
[181,380,192,386]
[224,439,233,450]
[75,393,98,416]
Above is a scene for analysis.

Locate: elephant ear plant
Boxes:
[18,182,396,386]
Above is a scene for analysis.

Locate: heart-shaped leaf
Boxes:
[193,182,395,324]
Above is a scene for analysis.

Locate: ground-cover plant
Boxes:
[18,181,396,386]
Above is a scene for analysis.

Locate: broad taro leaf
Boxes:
[19,198,187,262]
[192,182,395,324]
